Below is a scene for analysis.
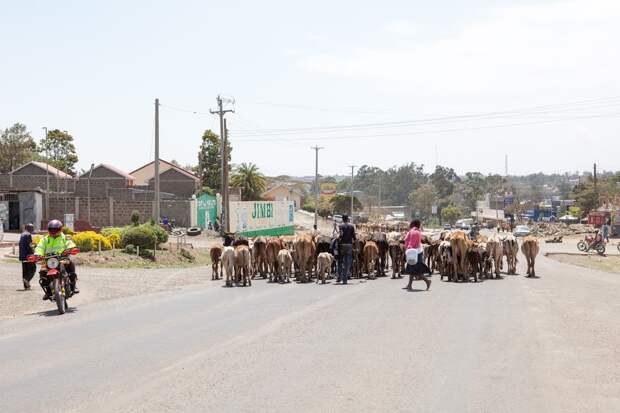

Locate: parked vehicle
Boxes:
[333,214,343,223]
[577,232,605,255]
[514,225,531,237]
[28,248,80,315]
[443,224,452,230]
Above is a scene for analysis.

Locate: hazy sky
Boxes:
[1,0,619,177]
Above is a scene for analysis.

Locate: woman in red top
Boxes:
[404,219,431,291]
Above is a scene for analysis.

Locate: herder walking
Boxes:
[337,215,356,284]
[19,223,36,290]
[404,219,431,291]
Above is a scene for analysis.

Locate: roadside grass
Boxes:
[548,253,620,275]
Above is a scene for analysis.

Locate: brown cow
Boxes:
[388,240,404,278]
[352,235,367,278]
[266,237,284,281]
[485,236,504,279]
[222,246,236,287]
[252,236,268,278]
[371,232,389,276]
[316,252,333,284]
[276,248,293,283]
[209,246,223,280]
[502,234,519,275]
[363,240,379,279]
[449,231,469,282]
[234,245,252,286]
[295,234,314,283]
[521,236,540,277]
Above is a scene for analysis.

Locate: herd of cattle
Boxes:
[208,230,541,287]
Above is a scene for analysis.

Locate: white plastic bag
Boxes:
[406,248,422,265]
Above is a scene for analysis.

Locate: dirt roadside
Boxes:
[547,253,620,275]
[0,260,221,320]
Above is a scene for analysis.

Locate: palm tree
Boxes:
[230,162,267,201]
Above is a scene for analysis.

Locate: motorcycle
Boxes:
[577,233,605,255]
[27,248,80,315]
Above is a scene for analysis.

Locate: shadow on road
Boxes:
[402,287,426,292]
[29,307,78,317]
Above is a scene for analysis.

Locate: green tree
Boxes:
[408,183,439,219]
[462,172,487,212]
[568,206,582,218]
[329,194,362,215]
[572,183,599,215]
[0,123,37,173]
[230,162,267,201]
[197,129,231,191]
[38,129,79,175]
[430,165,460,199]
[441,205,463,224]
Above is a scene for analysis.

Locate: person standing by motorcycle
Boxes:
[19,223,36,290]
[34,220,79,300]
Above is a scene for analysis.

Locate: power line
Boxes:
[231,112,620,143]
[244,100,392,115]
[231,96,620,136]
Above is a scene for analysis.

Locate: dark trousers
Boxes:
[39,262,77,294]
[338,244,353,283]
[22,262,36,282]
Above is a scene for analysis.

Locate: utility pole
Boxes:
[210,95,234,234]
[42,127,49,221]
[223,119,230,233]
[154,98,160,222]
[311,146,323,230]
[593,163,598,190]
[349,165,356,217]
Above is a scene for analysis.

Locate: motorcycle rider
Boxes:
[35,220,79,300]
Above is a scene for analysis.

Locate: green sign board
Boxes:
[197,193,217,229]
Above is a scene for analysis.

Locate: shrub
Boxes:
[62,227,75,235]
[139,249,155,261]
[101,227,123,248]
[121,226,157,249]
[130,210,141,226]
[73,231,112,252]
[141,223,168,245]
[124,244,136,254]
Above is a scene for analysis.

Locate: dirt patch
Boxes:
[71,247,211,269]
[547,253,620,274]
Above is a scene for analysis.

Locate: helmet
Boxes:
[47,219,63,235]
[24,223,34,232]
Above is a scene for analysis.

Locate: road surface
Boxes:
[1,244,619,413]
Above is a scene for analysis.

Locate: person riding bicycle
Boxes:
[35,219,79,300]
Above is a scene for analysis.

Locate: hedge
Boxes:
[121,226,158,250]
[73,231,112,252]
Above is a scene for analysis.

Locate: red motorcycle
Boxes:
[27,248,80,315]
[577,233,605,255]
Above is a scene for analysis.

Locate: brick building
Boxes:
[0,160,197,231]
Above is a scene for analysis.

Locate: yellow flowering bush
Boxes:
[72,231,112,252]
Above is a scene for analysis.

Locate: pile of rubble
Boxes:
[530,222,595,237]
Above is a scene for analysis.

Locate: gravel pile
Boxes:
[530,222,595,237]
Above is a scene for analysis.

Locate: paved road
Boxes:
[1,244,619,413]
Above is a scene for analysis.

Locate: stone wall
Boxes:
[46,195,191,228]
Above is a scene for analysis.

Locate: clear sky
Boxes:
[1,0,619,177]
